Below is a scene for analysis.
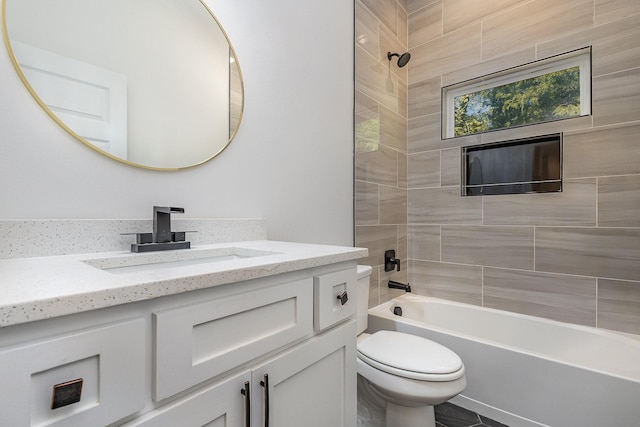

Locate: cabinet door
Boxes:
[251,321,357,427]
[122,371,251,427]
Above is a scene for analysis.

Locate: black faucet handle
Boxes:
[384,249,401,272]
[154,206,185,214]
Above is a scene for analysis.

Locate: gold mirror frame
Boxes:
[1,0,244,171]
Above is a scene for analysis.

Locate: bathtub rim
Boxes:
[368,293,640,384]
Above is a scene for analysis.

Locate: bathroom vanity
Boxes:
[0,239,366,426]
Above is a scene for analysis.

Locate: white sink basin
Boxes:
[83,247,279,274]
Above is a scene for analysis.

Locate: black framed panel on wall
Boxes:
[462,134,562,196]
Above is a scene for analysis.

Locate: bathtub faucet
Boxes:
[388,280,411,292]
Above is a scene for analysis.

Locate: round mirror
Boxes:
[2,0,243,170]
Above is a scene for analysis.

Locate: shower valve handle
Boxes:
[384,249,401,272]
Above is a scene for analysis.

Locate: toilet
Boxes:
[356,265,466,427]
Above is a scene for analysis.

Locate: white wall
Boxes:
[0,0,355,246]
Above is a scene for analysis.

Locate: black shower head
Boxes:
[387,51,411,68]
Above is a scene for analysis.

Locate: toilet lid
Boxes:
[357,331,463,377]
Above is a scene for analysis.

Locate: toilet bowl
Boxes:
[356,266,466,427]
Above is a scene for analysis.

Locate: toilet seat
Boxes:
[357,331,464,382]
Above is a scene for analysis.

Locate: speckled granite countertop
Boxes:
[0,240,367,328]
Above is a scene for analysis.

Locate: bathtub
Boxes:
[366,294,640,427]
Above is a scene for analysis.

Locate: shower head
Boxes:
[387,51,411,68]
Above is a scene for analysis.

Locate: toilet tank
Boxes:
[356,265,372,334]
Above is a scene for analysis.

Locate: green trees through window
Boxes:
[454,67,581,137]
[442,47,591,139]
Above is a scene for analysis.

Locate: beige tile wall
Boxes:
[356,0,640,335]
[355,0,409,305]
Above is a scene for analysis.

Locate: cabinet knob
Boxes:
[51,378,83,410]
[337,291,349,306]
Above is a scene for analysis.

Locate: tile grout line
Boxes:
[595,176,598,329]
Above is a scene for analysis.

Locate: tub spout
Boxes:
[388,280,411,292]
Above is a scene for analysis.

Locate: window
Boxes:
[442,47,591,139]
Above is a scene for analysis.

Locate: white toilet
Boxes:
[356,265,466,427]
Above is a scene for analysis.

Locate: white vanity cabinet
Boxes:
[126,321,356,427]
[0,257,359,427]
[134,266,357,427]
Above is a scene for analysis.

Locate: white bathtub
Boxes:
[366,294,640,427]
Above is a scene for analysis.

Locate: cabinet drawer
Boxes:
[154,277,313,401]
[0,318,146,427]
[313,268,357,331]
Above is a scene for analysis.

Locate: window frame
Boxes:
[441,47,592,139]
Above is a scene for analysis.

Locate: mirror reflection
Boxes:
[3,0,243,170]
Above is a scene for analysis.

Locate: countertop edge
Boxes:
[0,241,368,328]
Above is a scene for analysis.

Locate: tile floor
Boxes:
[435,402,509,427]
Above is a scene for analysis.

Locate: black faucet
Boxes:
[153,206,184,243]
[128,206,192,252]
[388,280,411,292]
